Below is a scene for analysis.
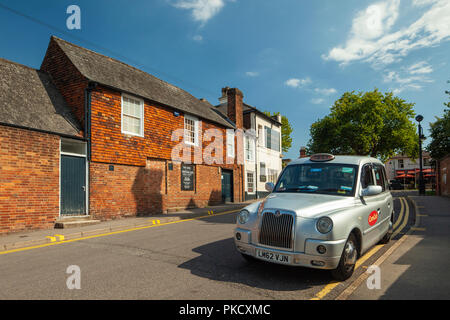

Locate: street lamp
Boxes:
[415,115,425,195]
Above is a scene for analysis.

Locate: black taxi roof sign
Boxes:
[310,153,335,162]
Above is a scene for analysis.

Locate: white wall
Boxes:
[244,112,282,196]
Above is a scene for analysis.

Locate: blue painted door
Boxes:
[221,170,233,203]
[61,155,86,215]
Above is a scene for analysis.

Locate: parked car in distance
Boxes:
[234,154,394,281]
[389,180,404,190]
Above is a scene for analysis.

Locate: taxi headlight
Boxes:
[237,210,250,224]
[316,216,333,234]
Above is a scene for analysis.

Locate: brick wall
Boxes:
[437,155,450,197]
[0,125,60,234]
[88,85,244,219]
[89,159,240,220]
[41,38,88,129]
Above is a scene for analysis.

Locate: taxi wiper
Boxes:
[279,186,318,192]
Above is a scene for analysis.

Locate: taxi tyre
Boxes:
[331,233,358,281]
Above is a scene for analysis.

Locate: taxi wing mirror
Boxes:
[361,185,382,197]
[265,182,274,193]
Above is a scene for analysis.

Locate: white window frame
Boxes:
[227,129,235,158]
[184,114,199,146]
[121,93,144,137]
[246,171,255,194]
[245,135,255,162]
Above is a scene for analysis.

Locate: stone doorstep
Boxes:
[54,219,101,229]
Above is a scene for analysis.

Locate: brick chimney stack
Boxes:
[300,146,307,158]
[225,87,243,129]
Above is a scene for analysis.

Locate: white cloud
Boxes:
[408,61,433,74]
[323,0,450,67]
[285,77,311,88]
[311,98,325,105]
[383,61,434,93]
[193,35,203,41]
[173,0,225,26]
[314,88,337,95]
[245,71,259,77]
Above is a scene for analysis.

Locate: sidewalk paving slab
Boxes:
[346,195,450,300]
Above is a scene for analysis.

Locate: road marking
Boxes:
[54,234,65,241]
[46,236,56,242]
[310,244,384,300]
[208,210,214,215]
[335,234,410,300]
[392,197,404,230]
[311,196,409,300]
[392,198,409,238]
[0,209,240,256]
[336,196,418,300]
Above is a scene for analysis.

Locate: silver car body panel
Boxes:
[234,155,393,270]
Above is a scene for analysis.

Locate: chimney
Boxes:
[271,114,282,123]
[299,146,307,158]
[226,88,244,129]
[219,87,230,104]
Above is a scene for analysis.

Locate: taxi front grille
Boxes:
[259,211,294,249]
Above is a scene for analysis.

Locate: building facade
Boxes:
[215,88,283,200]
[385,153,435,188]
[0,36,247,234]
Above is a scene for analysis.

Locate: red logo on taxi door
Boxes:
[368,211,378,226]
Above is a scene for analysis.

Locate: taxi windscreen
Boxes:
[274,163,358,196]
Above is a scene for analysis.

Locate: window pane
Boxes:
[361,165,374,189]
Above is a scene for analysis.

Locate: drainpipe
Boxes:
[254,112,258,199]
[84,82,98,161]
[84,82,97,216]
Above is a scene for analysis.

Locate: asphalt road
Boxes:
[0,197,412,300]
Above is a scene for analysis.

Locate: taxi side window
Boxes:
[374,164,386,191]
[361,165,375,189]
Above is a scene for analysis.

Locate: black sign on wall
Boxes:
[181,164,195,191]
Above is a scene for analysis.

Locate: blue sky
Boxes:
[1,0,449,159]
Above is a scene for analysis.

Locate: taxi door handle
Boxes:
[377,208,381,212]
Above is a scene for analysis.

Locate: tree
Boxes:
[427,82,450,160]
[307,89,418,162]
[263,111,293,154]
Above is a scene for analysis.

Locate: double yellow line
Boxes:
[311,197,410,300]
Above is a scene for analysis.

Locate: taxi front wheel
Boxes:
[331,233,358,281]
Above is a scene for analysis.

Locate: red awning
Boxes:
[395,174,414,178]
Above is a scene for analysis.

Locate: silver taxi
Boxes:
[234,154,394,280]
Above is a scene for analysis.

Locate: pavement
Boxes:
[345,195,450,300]
[0,202,250,253]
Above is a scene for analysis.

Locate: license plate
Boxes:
[256,249,290,264]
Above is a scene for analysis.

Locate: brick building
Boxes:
[436,154,450,196]
[0,36,245,234]
[215,88,283,200]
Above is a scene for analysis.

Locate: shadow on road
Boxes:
[178,237,334,293]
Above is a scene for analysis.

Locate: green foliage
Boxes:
[426,82,450,160]
[263,111,293,153]
[307,89,418,162]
